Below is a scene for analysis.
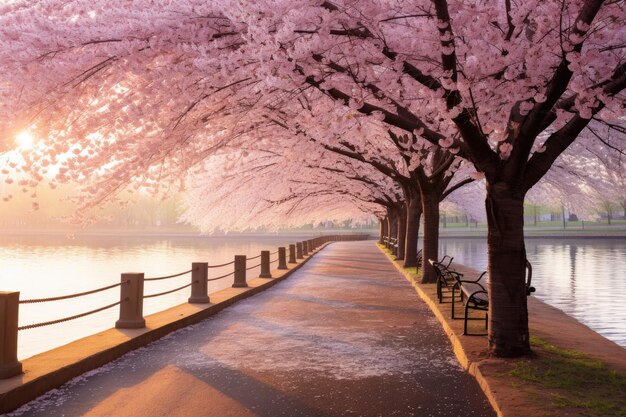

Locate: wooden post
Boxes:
[278,247,288,270]
[296,242,303,259]
[302,241,309,256]
[189,262,210,304]
[259,251,272,278]
[289,244,297,263]
[233,255,247,288]
[0,292,22,379]
[116,273,145,329]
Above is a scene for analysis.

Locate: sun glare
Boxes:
[15,131,34,149]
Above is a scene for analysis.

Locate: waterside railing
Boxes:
[0,234,368,379]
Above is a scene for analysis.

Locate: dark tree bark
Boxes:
[388,208,398,254]
[403,190,421,268]
[378,217,385,244]
[485,182,531,356]
[420,190,440,283]
[395,204,407,260]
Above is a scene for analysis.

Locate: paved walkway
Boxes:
[7,241,495,417]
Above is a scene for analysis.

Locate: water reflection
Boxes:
[2,235,624,359]
[0,234,318,359]
[438,237,626,348]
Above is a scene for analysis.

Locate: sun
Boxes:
[15,131,34,149]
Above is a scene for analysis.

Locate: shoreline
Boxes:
[439,233,626,239]
[0,242,331,413]
[1,228,625,239]
[0,229,374,238]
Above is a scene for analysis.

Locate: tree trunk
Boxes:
[403,195,421,268]
[395,204,407,260]
[485,183,531,357]
[388,210,398,253]
[378,218,385,244]
[420,192,440,283]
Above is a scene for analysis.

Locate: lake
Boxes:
[0,233,320,359]
[439,237,626,349]
[1,234,624,359]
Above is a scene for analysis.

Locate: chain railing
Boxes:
[18,301,124,331]
[207,260,235,268]
[144,283,194,299]
[0,233,370,379]
[207,271,235,282]
[246,263,262,271]
[19,282,125,304]
[145,269,193,281]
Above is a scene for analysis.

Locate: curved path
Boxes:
[7,241,495,417]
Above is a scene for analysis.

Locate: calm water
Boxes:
[0,234,319,359]
[439,237,626,348]
[1,235,624,359]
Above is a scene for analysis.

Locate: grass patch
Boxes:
[377,243,393,256]
[403,265,419,275]
[509,336,626,416]
[376,243,422,278]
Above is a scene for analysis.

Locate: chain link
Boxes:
[145,269,193,281]
[207,271,234,281]
[144,282,194,299]
[18,300,123,330]
[207,260,235,268]
[246,263,262,271]
[19,282,125,304]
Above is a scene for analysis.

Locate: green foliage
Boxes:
[510,337,626,416]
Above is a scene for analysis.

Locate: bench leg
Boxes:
[437,280,442,303]
[464,303,469,335]
[452,287,456,319]
[463,304,488,336]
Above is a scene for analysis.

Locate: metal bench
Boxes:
[452,260,535,336]
[383,237,394,249]
[439,255,454,269]
[452,271,489,335]
[429,257,463,303]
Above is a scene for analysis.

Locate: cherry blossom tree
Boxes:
[237,0,625,356]
[179,144,398,231]
[1,0,624,358]
[531,125,626,220]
